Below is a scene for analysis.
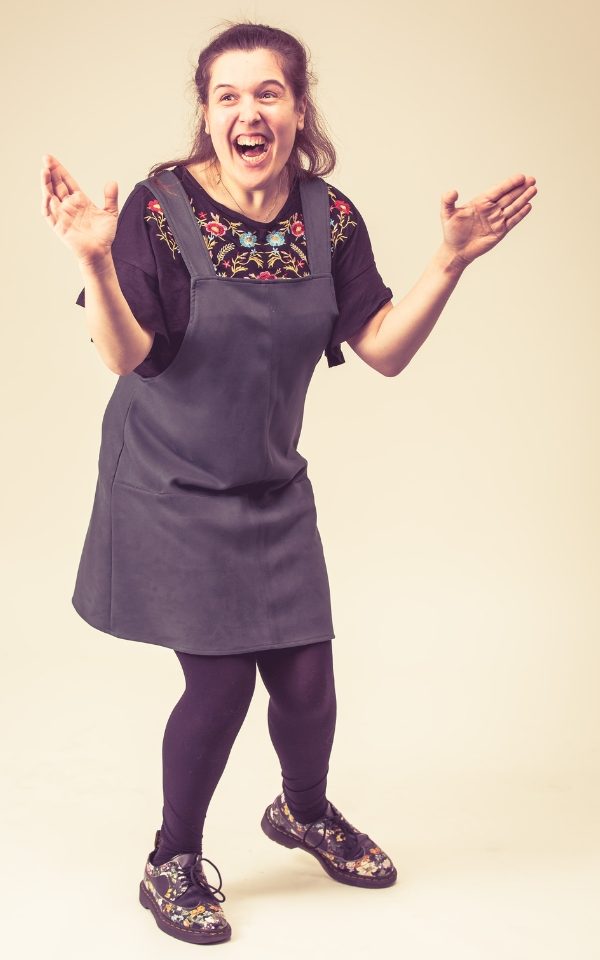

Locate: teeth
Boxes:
[235,136,267,145]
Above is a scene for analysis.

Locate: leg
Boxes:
[153,649,257,865]
[256,639,337,824]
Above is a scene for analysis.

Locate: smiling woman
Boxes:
[192,47,306,216]
[44,7,538,944]
[147,24,334,220]
[46,18,401,949]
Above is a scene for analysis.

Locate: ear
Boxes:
[297,94,307,131]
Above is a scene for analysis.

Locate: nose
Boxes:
[237,95,262,125]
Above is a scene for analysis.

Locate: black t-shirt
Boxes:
[76,164,393,377]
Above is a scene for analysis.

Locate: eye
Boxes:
[219,90,279,102]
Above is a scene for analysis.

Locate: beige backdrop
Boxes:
[3,0,599,956]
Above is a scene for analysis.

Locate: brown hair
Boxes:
[147,19,337,184]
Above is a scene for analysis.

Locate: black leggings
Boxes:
[154,638,337,864]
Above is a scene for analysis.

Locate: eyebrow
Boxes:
[213,79,286,93]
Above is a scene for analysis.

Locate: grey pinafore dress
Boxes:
[72,169,339,655]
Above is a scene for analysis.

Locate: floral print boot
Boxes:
[261,791,397,888]
[139,829,232,944]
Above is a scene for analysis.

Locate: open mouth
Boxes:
[233,139,271,164]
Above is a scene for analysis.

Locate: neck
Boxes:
[210,164,291,222]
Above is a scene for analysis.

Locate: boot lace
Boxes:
[190,856,227,903]
[299,802,369,861]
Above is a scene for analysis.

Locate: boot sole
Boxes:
[139,879,232,944]
[260,807,398,888]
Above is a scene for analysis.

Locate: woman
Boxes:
[41,20,536,947]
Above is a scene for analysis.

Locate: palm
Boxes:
[441,173,537,267]
[41,154,119,263]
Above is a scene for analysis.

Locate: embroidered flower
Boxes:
[205,220,227,237]
[329,187,357,254]
[265,230,285,247]
[332,198,352,216]
[144,180,357,275]
[239,231,258,248]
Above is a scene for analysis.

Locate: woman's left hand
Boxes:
[440,172,537,269]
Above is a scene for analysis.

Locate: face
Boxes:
[203,48,306,190]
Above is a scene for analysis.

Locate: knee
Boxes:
[272,675,336,719]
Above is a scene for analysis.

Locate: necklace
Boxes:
[215,168,286,224]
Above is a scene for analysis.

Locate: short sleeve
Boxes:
[325,188,393,367]
[75,183,168,350]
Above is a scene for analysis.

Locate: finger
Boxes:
[40,159,62,220]
[103,181,119,216]
[499,186,526,209]
[485,172,531,204]
[440,188,459,217]
[505,202,532,232]
[41,163,62,221]
[48,161,69,203]
[40,161,53,218]
[44,192,60,228]
[503,186,536,222]
[498,178,537,211]
[42,170,60,223]
[45,153,81,202]
[45,190,80,232]
[44,153,82,194]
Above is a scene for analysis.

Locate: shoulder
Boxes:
[132,167,212,262]
[116,178,156,218]
[323,179,357,215]
[117,173,180,228]
[317,178,362,256]
[113,178,160,237]
[113,175,184,265]
[110,172,190,276]
[106,180,161,275]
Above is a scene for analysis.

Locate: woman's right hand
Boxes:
[41,154,119,267]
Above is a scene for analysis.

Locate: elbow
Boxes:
[109,350,146,377]
[105,358,134,377]
[101,354,125,376]
[377,361,403,378]
[377,351,411,378]
[112,361,139,377]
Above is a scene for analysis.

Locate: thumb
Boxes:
[103,180,119,216]
[441,188,458,217]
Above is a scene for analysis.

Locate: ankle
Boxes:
[151,844,203,867]
[285,795,329,824]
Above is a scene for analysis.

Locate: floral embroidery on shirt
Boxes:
[144,185,357,280]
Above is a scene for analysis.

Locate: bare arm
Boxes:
[78,253,155,376]
[348,172,537,377]
[41,154,154,376]
[347,244,464,377]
